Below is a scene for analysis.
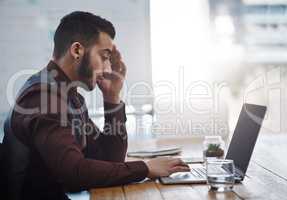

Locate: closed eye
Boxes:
[100,49,112,62]
[100,54,110,62]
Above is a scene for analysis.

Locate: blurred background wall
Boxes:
[0,0,152,141]
[1,0,287,141]
[150,0,287,137]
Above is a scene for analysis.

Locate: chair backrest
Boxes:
[2,69,55,200]
[2,68,81,199]
[0,142,8,198]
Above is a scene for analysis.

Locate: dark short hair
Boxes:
[53,11,115,59]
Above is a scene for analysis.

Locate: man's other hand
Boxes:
[145,157,190,179]
[97,45,126,104]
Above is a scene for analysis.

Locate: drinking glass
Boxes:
[206,159,235,192]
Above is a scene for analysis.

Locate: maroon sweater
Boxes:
[10,61,148,199]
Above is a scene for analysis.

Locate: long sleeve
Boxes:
[12,90,149,191]
[84,101,128,162]
[32,114,148,190]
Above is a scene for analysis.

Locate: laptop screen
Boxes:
[225,103,267,175]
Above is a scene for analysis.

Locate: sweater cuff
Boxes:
[125,161,149,182]
[104,101,127,123]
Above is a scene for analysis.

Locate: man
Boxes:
[3,11,190,200]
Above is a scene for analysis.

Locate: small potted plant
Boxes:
[203,136,225,160]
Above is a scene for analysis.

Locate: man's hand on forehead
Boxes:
[102,45,126,79]
[111,45,126,76]
[97,45,127,104]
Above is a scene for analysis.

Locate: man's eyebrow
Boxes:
[101,49,112,55]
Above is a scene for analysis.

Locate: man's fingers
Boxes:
[169,166,190,174]
[170,158,187,166]
[120,61,127,76]
[110,46,126,77]
[111,45,122,62]
[169,158,181,165]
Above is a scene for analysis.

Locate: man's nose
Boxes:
[103,60,112,73]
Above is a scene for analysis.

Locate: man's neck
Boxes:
[52,58,77,82]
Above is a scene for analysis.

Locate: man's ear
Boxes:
[70,42,84,60]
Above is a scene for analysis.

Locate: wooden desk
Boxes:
[90,134,287,200]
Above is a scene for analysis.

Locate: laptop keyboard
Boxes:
[235,168,243,178]
[191,167,206,178]
[190,167,242,179]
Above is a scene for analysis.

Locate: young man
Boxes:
[3,11,189,200]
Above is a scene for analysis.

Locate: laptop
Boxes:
[160,103,267,184]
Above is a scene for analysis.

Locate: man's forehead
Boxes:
[97,32,113,51]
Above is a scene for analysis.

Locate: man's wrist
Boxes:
[103,94,120,104]
[144,161,153,179]
[104,100,127,123]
